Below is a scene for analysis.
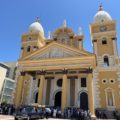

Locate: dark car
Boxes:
[14,106,40,120]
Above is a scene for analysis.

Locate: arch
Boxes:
[102,37,107,45]
[78,91,88,110]
[56,78,62,87]
[103,55,109,66]
[54,91,62,107]
[35,92,38,103]
[27,46,31,52]
[78,90,88,98]
[33,89,38,103]
[52,89,62,100]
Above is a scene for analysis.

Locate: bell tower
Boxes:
[90,5,119,67]
[20,18,45,58]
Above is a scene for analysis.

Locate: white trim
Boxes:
[100,36,109,40]
[102,79,108,84]
[112,39,118,58]
[50,79,54,106]
[109,79,115,84]
[104,87,115,108]
[77,91,88,108]
[52,89,62,106]
[27,76,33,104]
[75,77,79,106]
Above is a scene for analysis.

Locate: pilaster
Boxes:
[87,70,95,117]
[37,71,46,105]
[61,69,68,112]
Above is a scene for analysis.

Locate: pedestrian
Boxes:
[53,108,57,118]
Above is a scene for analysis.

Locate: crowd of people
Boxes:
[95,109,120,120]
[0,104,120,120]
[44,107,92,120]
[0,104,15,115]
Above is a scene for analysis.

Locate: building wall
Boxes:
[98,71,120,108]
[1,78,15,104]
[0,66,7,97]
[5,62,17,79]
[0,62,16,104]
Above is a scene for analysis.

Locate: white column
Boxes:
[27,76,33,104]
[75,77,79,106]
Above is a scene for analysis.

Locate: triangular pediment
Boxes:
[22,42,93,60]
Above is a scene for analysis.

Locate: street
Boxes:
[0,115,71,120]
[0,115,116,120]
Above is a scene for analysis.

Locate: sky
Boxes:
[0,0,120,62]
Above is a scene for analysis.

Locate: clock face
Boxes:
[100,26,107,32]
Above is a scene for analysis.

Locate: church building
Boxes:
[14,6,120,116]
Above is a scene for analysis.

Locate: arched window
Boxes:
[104,56,109,66]
[27,46,31,52]
[102,38,107,45]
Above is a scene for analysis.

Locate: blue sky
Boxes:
[0,0,120,61]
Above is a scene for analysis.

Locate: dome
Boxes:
[29,19,44,35]
[94,6,112,23]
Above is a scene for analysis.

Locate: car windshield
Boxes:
[21,107,36,113]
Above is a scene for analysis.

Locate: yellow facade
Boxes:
[14,6,120,117]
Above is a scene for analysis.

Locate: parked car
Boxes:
[14,106,40,120]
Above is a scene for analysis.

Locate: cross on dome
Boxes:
[28,17,44,36]
[99,3,103,11]
[36,17,40,23]
[94,5,112,23]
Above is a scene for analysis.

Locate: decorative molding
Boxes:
[67,76,78,79]
[36,70,46,75]
[62,69,68,74]
[45,77,54,79]
[20,71,25,76]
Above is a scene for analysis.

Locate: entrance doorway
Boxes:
[80,92,88,110]
[35,92,38,103]
[54,91,62,107]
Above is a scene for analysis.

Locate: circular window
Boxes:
[57,79,62,87]
[109,79,115,84]
[102,79,107,84]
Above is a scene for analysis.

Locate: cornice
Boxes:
[20,41,94,61]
